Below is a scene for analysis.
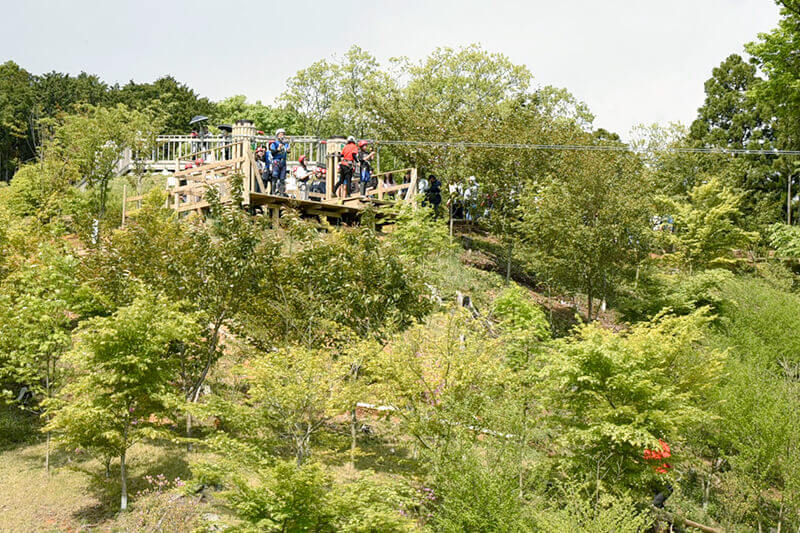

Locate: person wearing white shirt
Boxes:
[292,155,313,200]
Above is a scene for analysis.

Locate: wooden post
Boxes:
[405,168,418,204]
[378,177,384,200]
[121,184,127,227]
[326,154,336,201]
[243,143,251,206]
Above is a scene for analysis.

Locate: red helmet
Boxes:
[298,155,307,164]
[358,140,368,148]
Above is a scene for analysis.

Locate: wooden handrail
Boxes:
[370,168,415,179]
[177,141,245,162]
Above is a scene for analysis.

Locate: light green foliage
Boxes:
[767,222,800,257]
[0,245,102,405]
[212,95,298,136]
[429,442,533,532]
[491,285,549,340]
[279,45,389,138]
[617,268,734,321]
[89,179,278,402]
[707,277,800,528]
[0,159,80,223]
[46,104,162,219]
[716,276,800,371]
[540,311,725,493]
[45,293,199,509]
[205,345,351,466]
[246,224,428,347]
[224,461,416,532]
[532,490,652,532]
[388,205,454,263]
[666,177,759,270]
[491,285,550,367]
[375,311,513,466]
[280,58,340,137]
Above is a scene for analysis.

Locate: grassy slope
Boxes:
[0,426,214,532]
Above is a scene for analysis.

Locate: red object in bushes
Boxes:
[644,439,672,474]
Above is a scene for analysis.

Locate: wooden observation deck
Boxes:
[123,130,418,224]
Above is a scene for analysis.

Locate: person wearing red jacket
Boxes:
[334,136,358,198]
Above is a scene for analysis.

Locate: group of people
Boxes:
[333,136,375,198]
[253,131,381,201]
[253,129,325,200]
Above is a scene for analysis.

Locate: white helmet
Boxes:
[347,135,355,143]
[275,128,286,136]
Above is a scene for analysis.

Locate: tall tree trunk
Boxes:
[120,427,128,511]
[45,431,51,476]
[587,291,593,322]
[350,408,358,470]
[505,240,512,285]
[186,412,193,451]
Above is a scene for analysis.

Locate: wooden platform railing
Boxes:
[123,139,417,222]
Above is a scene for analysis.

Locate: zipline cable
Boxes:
[367,139,800,156]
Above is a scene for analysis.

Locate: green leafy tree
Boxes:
[205,345,350,466]
[212,95,298,136]
[0,245,102,472]
[279,59,340,137]
[538,311,726,495]
[221,460,416,532]
[665,176,759,270]
[45,104,162,220]
[87,180,279,441]
[490,285,550,368]
[747,2,800,148]
[108,76,216,133]
[0,61,35,180]
[521,148,651,318]
[45,293,198,511]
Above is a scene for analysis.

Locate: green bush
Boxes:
[532,490,652,532]
[617,268,734,322]
[491,285,550,367]
[222,461,416,532]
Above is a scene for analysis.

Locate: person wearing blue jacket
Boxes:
[269,128,290,195]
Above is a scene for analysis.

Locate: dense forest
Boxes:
[3,2,800,532]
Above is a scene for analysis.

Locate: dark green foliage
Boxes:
[108,76,216,134]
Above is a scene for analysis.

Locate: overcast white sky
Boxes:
[2,0,781,139]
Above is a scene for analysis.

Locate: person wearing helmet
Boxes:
[293,155,313,200]
[269,129,290,195]
[334,136,358,198]
[357,140,375,196]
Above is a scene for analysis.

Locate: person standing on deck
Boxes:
[254,146,267,192]
[269,129,290,195]
[357,140,375,196]
[293,155,313,200]
[334,136,358,198]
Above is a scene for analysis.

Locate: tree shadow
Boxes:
[0,405,41,452]
[320,420,422,477]
[70,440,192,524]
